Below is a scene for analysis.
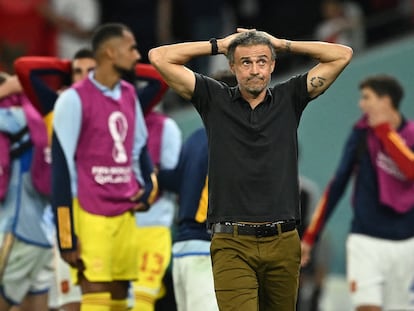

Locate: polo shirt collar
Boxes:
[89,71,122,100]
[232,87,273,104]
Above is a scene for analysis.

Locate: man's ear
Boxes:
[270,60,276,73]
[105,45,116,60]
[99,39,117,61]
[380,95,393,108]
[229,63,235,75]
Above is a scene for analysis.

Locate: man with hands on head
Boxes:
[149,28,352,311]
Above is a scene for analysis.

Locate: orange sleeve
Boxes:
[374,123,414,180]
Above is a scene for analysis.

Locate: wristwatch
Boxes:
[209,38,219,55]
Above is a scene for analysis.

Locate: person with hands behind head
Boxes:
[14,48,97,311]
[0,72,53,311]
[301,74,414,311]
[149,28,352,311]
[51,23,158,311]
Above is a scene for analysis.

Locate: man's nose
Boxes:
[250,63,259,74]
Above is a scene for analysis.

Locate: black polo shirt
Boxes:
[192,72,312,225]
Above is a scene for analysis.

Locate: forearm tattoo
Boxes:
[310,76,327,88]
[285,40,291,52]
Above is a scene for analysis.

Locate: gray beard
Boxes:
[246,86,264,97]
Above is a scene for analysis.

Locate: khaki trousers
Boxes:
[210,228,301,311]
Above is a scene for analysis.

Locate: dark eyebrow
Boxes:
[240,55,269,61]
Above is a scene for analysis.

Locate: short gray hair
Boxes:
[227,31,277,64]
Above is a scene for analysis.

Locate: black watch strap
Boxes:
[209,38,219,55]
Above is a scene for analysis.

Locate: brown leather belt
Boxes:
[212,221,296,237]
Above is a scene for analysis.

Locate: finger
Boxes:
[133,202,148,212]
[237,27,255,32]
[300,255,309,267]
[130,189,144,202]
[76,258,85,272]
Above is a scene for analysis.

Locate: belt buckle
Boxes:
[255,227,264,237]
[257,225,279,237]
[255,227,271,238]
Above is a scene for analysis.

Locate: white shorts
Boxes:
[0,234,54,304]
[172,241,218,311]
[347,234,414,310]
[48,242,81,308]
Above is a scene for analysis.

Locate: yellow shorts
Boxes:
[71,199,140,283]
[132,226,172,298]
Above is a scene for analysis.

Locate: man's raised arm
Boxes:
[148,30,243,100]
[263,35,353,98]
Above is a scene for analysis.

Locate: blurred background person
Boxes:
[0,0,56,72]
[302,74,414,311]
[100,0,173,64]
[315,0,366,53]
[14,48,97,311]
[39,0,101,59]
[0,72,53,311]
[131,63,182,311]
[297,173,331,311]
[159,126,216,311]
[172,0,226,74]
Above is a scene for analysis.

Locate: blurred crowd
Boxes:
[0,0,413,77]
[1,1,414,311]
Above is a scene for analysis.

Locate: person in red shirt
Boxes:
[0,0,56,72]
